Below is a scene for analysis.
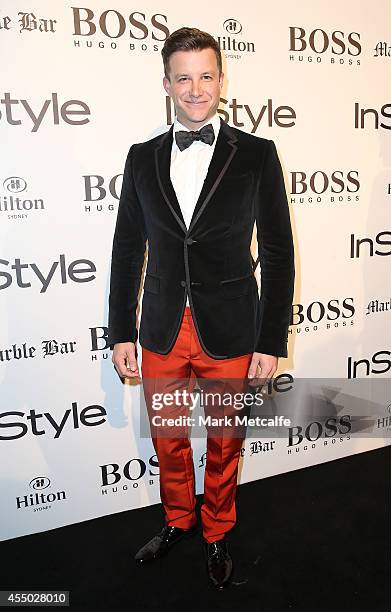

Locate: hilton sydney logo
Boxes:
[0,177,45,220]
[216,18,255,60]
[16,476,67,513]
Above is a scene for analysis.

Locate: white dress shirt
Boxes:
[170,112,221,305]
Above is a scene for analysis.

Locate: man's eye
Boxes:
[179,77,188,82]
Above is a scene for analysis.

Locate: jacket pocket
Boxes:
[220,273,254,299]
[144,273,160,294]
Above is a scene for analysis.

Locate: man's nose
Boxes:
[190,79,202,97]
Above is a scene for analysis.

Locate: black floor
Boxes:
[1,446,391,612]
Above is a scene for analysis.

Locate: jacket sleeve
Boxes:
[108,145,147,349]
[254,139,295,358]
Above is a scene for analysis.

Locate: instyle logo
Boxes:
[71,7,169,52]
[350,231,391,257]
[16,476,67,512]
[0,11,56,33]
[100,456,160,494]
[347,350,391,378]
[354,103,391,130]
[290,170,360,205]
[166,97,296,133]
[0,93,91,132]
[288,27,361,65]
[0,402,107,441]
[83,174,122,213]
[0,254,96,293]
[1,177,45,221]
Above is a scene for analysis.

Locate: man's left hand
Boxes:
[247,352,278,387]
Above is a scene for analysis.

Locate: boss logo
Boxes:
[83,174,122,201]
[288,415,352,447]
[289,27,361,56]
[291,171,360,194]
[292,298,355,325]
[71,7,169,40]
[100,457,160,486]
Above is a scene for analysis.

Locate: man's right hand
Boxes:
[112,342,140,379]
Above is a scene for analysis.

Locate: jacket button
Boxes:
[180,280,186,287]
[186,238,196,245]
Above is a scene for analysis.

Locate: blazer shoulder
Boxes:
[222,122,276,172]
[122,132,167,168]
[224,122,271,149]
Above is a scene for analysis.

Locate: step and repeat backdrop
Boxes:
[1,0,390,541]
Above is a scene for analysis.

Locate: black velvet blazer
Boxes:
[108,117,295,359]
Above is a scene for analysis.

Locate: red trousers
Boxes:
[141,305,252,543]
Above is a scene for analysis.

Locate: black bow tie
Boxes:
[175,123,215,151]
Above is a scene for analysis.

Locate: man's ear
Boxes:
[163,76,171,95]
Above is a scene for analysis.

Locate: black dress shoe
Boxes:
[134,523,198,563]
[204,536,233,589]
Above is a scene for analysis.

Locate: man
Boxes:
[108,27,295,589]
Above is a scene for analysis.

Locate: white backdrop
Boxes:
[1,0,390,541]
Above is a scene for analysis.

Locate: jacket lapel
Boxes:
[154,124,187,233]
[188,118,238,233]
[154,117,238,235]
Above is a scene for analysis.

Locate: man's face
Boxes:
[163,47,224,130]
